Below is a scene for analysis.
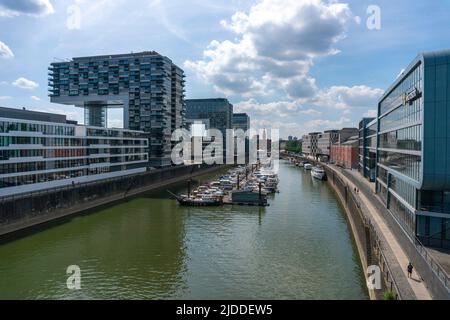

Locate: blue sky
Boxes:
[0,0,449,138]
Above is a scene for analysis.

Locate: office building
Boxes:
[376,49,450,249]
[232,113,250,132]
[48,51,185,167]
[186,99,233,136]
[0,107,148,197]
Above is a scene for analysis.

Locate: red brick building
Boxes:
[330,136,359,169]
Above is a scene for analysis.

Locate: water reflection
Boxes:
[0,161,367,300]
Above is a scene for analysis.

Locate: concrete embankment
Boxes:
[283,155,429,300]
[0,164,228,238]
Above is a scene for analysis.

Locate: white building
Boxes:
[0,107,148,197]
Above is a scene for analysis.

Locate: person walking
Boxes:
[407,262,414,278]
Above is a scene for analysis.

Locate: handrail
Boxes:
[414,236,450,291]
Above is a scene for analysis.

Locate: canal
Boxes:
[0,160,368,299]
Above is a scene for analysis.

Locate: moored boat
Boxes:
[311,166,327,181]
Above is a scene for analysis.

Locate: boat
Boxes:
[175,194,223,206]
[311,166,327,181]
[304,163,313,170]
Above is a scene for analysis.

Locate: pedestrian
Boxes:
[407,262,413,278]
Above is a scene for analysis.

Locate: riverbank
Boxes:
[0,160,368,299]
[284,154,440,300]
[0,164,229,239]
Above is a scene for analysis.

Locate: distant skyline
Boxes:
[0,0,449,138]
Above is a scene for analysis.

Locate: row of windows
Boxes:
[419,190,450,214]
[0,136,147,147]
[86,128,147,139]
[379,125,422,151]
[378,166,388,185]
[365,136,377,149]
[0,136,84,147]
[379,96,422,132]
[367,123,377,137]
[380,63,423,115]
[0,148,146,161]
[379,151,421,181]
[0,121,75,136]
[0,155,147,175]
[0,149,86,161]
[389,194,416,236]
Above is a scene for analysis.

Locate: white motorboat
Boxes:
[304,163,313,170]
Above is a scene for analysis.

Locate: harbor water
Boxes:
[0,160,368,299]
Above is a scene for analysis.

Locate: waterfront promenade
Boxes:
[328,165,431,300]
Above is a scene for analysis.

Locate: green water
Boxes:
[0,161,368,299]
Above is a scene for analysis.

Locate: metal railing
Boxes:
[414,237,450,291]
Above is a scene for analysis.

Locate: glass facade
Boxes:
[376,63,424,238]
[375,52,450,248]
[49,52,185,167]
[358,118,376,181]
[0,113,148,197]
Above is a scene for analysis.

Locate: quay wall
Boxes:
[0,164,226,238]
[284,154,450,299]
[284,154,406,299]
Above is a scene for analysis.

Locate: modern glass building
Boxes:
[0,107,148,198]
[48,51,185,167]
[185,99,233,136]
[358,117,376,181]
[232,113,250,132]
[376,49,450,249]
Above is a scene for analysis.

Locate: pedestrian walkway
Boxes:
[329,165,432,300]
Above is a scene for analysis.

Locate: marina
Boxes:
[171,163,278,207]
[0,160,368,299]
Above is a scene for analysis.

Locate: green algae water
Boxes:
[0,161,368,299]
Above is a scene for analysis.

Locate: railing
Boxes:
[414,237,450,291]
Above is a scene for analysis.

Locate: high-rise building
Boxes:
[376,49,450,249]
[185,98,233,136]
[232,113,250,132]
[0,107,148,197]
[185,99,234,161]
[48,51,185,167]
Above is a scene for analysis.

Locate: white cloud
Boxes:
[12,77,39,90]
[251,116,351,138]
[310,85,384,110]
[30,95,41,101]
[185,0,355,98]
[0,0,54,17]
[299,109,322,116]
[0,95,11,100]
[0,40,14,58]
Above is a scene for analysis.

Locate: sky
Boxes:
[0,0,449,138]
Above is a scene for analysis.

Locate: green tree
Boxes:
[285,140,301,153]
